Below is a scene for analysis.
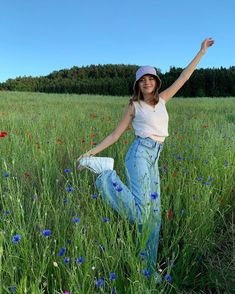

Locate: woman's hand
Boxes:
[200,38,215,53]
[76,152,92,170]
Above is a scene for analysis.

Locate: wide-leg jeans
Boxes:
[95,136,163,270]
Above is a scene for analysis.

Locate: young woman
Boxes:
[77,38,214,279]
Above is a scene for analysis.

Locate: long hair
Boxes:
[129,75,161,105]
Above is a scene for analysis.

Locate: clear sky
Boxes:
[0,0,234,82]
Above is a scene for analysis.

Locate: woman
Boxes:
[77,38,214,279]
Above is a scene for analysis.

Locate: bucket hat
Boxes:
[134,65,161,89]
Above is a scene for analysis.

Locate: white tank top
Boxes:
[132,97,169,140]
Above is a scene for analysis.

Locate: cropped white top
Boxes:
[132,97,169,141]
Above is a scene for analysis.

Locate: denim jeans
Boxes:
[95,136,164,270]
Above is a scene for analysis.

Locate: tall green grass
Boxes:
[0,92,234,293]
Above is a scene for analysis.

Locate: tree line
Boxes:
[0,64,235,97]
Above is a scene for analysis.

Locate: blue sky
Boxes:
[0,0,234,82]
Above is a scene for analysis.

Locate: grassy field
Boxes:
[0,92,234,294]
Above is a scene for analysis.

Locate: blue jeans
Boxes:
[96,136,164,270]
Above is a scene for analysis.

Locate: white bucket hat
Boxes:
[134,65,161,90]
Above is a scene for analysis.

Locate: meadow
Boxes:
[0,92,234,294]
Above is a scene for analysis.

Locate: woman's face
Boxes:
[138,74,157,95]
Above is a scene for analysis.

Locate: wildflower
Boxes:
[8,286,17,292]
[58,247,66,256]
[76,256,84,264]
[224,160,229,168]
[0,131,8,138]
[53,261,58,267]
[196,177,203,182]
[24,172,30,177]
[151,192,158,200]
[63,198,68,205]
[56,138,62,144]
[64,169,71,173]
[111,287,117,294]
[95,278,105,287]
[73,217,80,223]
[66,186,74,192]
[203,181,211,186]
[63,291,70,294]
[91,194,98,199]
[64,257,70,264]
[102,217,110,223]
[167,209,173,219]
[109,272,117,281]
[12,234,21,244]
[3,172,9,177]
[164,274,173,282]
[91,266,96,270]
[42,229,51,237]
[140,250,147,260]
[142,269,151,278]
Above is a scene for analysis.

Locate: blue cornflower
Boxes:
[164,274,173,282]
[111,287,117,294]
[95,278,105,287]
[102,217,110,223]
[76,256,84,264]
[142,269,151,278]
[42,229,52,237]
[64,257,70,264]
[12,234,21,244]
[58,247,66,256]
[73,217,80,223]
[175,154,184,160]
[224,160,229,168]
[63,198,68,205]
[91,194,98,199]
[66,186,74,192]
[203,181,211,186]
[196,177,203,182]
[140,250,147,260]
[8,286,17,292]
[3,172,10,177]
[151,192,158,200]
[64,169,71,173]
[110,272,117,281]
[3,210,10,215]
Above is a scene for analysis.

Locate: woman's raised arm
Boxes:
[160,38,215,102]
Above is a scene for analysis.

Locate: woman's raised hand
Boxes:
[201,38,215,53]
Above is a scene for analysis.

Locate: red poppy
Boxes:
[167,209,173,219]
[0,131,8,138]
[56,138,63,144]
